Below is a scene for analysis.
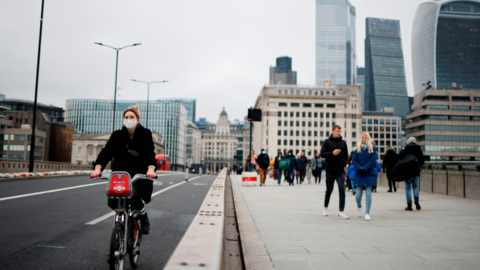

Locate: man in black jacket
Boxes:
[320,125,349,219]
[398,137,425,211]
[382,147,399,192]
[256,149,270,186]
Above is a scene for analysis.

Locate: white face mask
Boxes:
[124,119,137,130]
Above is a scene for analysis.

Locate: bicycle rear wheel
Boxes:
[128,219,141,269]
[109,223,125,270]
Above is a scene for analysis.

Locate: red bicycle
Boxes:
[93,171,155,270]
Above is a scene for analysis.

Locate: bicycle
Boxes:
[92,171,156,270]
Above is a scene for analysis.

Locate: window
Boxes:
[368,119,372,124]
[278,111,282,117]
[362,119,366,124]
[320,112,324,118]
[392,134,397,139]
[386,134,391,139]
[278,130,281,136]
[362,126,366,131]
[291,103,300,107]
[302,140,306,146]
[278,121,282,126]
[302,112,306,117]
[303,103,312,107]
[392,126,397,132]
[302,121,306,127]
[320,131,324,137]
[279,103,287,107]
[320,121,324,127]
[380,126,385,131]
[374,133,378,139]
[314,112,318,117]
[296,131,299,136]
[290,130,294,136]
[315,103,324,108]
[308,140,312,146]
[284,111,288,117]
[290,112,294,117]
[380,119,384,125]
[380,133,385,139]
[296,112,300,117]
[295,140,299,146]
[308,131,312,136]
[314,141,318,146]
[352,123,356,128]
[386,119,390,125]
[392,141,397,146]
[352,132,356,138]
[392,119,397,125]
[368,126,372,131]
[332,113,336,118]
[284,130,288,136]
[374,126,378,131]
[452,116,470,121]
[326,113,330,118]
[302,131,306,136]
[296,121,299,127]
[314,131,318,136]
[327,104,335,108]
[326,122,330,128]
[284,140,288,145]
[289,121,293,126]
[314,121,318,127]
[326,131,330,136]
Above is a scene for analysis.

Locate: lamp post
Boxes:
[130,79,168,128]
[29,0,45,173]
[94,42,141,132]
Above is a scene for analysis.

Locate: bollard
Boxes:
[185,168,189,181]
[199,168,202,176]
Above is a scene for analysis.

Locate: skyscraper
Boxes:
[356,67,365,110]
[269,56,297,85]
[412,0,480,94]
[364,18,410,117]
[315,0,356,86]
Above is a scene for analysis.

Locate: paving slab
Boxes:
[231,174,480,269]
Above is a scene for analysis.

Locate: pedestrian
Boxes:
[245,149,257,172]
[352,132,378,221]
[299,152,308,184]
[383,146,398,192]
[295,154,306,185]
[398,137,425,211]
[286,150,297,186]
[274,151,283,185]
[347,164,356,195]
[256,149,270,186]
[320,125,349,219]
[311,152,323,184]
[346,151,355,191]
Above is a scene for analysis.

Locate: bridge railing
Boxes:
[0,159,91,173]
[377,161,480,200]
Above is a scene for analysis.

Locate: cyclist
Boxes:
[91,105,157,234]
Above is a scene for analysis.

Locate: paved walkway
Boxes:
[231,174,480,270]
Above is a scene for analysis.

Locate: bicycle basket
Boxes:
[106,171,132,198]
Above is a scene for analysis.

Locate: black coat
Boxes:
[256,153,270,169]
[398,143,425,176]
[295,158,306,170]
[299,156,308,170]
[95,125,157,177]
[274,155,282,170]
[382,149,399,174]
[320,135,349,173]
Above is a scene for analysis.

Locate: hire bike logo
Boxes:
[113,184,126,193]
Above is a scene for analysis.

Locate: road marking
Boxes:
[0,182,105,202]
[37,245,65,249]
[86,176,203,225]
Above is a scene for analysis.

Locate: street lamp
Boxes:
[94,42,142,132]
[130,79,168,128]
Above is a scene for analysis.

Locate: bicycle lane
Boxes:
[0,174,207,268]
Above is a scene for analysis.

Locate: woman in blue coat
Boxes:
[352,133,378,221]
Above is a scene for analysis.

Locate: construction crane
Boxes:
[329,69,336,86]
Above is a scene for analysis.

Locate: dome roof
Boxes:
[220,107,227,116]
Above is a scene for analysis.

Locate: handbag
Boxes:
[279,159,290,170]
[273,169,277,180]
[392,154,421,182]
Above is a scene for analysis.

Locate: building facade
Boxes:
[361,111,403,160]
[0,126,46,161]
[186,122,202,166]
[253,85,362,160]
[365,18,410,117]
[65,99,187,168]
[160,98,196,123]
[201,108,240,173]
[356,67,365,110]
[269,56,297,85]
[71,132,164,165]
[316,0,356,86]
[412,0,480,95]
[406,87,480,161]
[0,98,64,122]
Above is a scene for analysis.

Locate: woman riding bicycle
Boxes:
[91,105,157,234]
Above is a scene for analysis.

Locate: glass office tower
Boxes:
[315,0,356,86]
[365,18,410,117]
[65,99,187,167]
[412,0,480,94]
[160,98,196,123]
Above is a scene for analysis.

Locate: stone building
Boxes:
[71,132,164,165]
[406,86,480,161]
[253,84,362,159]
[201,108,241,173]
[361,110,403,160]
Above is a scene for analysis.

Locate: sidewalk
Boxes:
[231,174,480,270]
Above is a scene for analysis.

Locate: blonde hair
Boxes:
[356,132,374,154]
[386,146,394,153]
[123,105,140,119]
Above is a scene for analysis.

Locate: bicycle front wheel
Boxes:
[128,219,141,269]
[109,223,125,270]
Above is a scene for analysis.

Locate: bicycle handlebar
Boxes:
[91,172,157,182]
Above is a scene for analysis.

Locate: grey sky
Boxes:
[0,0,425,123]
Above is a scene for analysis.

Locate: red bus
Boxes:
[156,154,172,171]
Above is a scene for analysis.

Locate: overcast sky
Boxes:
[0,0,425,123]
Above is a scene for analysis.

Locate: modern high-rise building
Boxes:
[160,98,196,123]
[356,67,365,110]
[269,56,297,85]
[65,99,187,168]
[315,0,356,86]
[412,0,480,95]
[365,18,410,117]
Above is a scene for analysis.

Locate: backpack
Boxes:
[392,154,421,182]
[279,158,291,170]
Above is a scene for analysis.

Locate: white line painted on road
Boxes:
[86,176,203,225]
[0,182,106,202]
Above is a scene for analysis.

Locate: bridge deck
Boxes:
[231,175,480,270]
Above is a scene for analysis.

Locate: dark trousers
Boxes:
[387,171,396,190]
[287,168,295,185]
[313,168,322,183]
[324,171,346,211]
[296,169,305,184]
